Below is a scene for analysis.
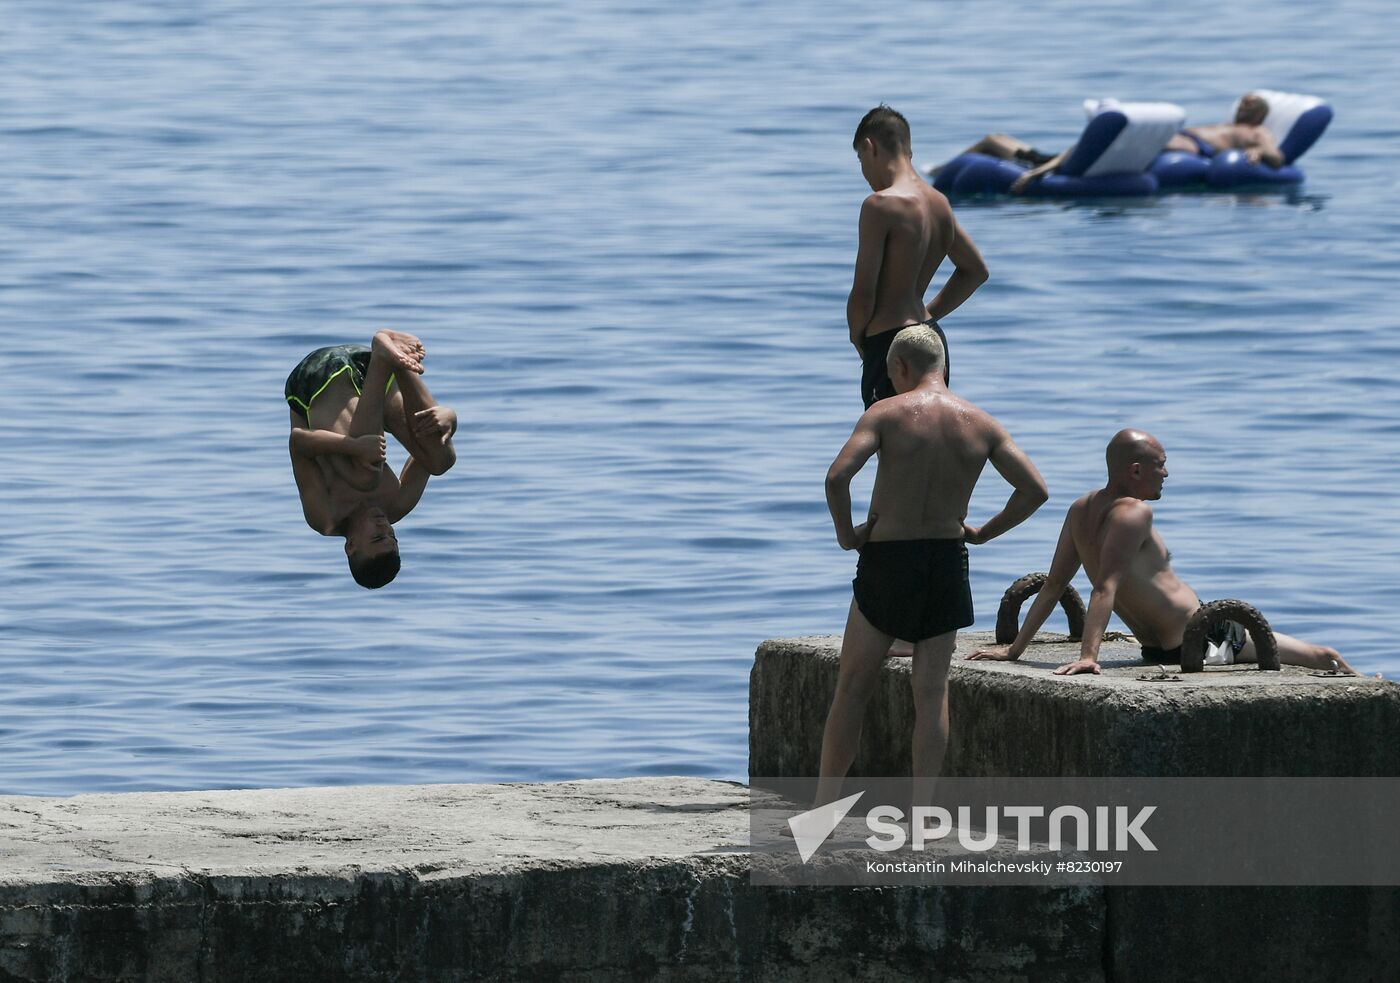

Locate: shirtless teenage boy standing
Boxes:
[849,105,988,409]
[286,330,458,589]
[968,429,1359,675]
[817,327,1047,807]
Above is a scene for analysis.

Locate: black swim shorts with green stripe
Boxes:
[285,344,394,424]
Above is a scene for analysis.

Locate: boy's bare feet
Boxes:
[372,330,425,374]
[382,329,425,360]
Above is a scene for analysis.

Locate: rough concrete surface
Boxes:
[6,631,1396,982]
[0,777,1104,982]
[749,632,1400,982]
[749,632,1400,779]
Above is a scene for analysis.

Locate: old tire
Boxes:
[994,573,1086,645]
[1181,598,1278,673]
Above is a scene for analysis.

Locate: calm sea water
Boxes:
[3,1,1398,794]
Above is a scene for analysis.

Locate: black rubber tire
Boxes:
[1180,599,1278,673]
[994,573,1086,645]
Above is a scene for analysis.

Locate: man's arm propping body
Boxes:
[968,502,1084,662]
[1055,499,1153,674]
[970,495,1152,673]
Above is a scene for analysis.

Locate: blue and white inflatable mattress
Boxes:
[1149,89,1332,189]
[926,91,1331,197]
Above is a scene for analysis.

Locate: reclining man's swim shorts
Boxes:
[860,319,951,409]
[1140,620,1247,664]
[852,539,975,642]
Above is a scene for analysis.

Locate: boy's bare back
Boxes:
[860,181,956,336]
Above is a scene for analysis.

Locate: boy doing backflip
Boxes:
[285,330,457,589]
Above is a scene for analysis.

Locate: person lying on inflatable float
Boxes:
[941,92,1283,193]
[1151,89,1332,189]
[926,90,1331,196]
[926,99,1186,197]
[1159,92,1283,167]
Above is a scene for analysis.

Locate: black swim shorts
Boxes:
[1013,146,1058,167]
[860,320,951,409]
[852,538,974,642]
[285,343,380,424]
[1140,621,1246,665]
[1140,644,1182,664]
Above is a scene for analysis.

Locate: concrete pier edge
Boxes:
[749,631,1400,982]
[2,778,1103,982]
[4,631,1397,980]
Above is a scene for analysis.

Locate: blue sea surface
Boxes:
[3,1,1398,794]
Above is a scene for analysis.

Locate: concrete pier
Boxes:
[4,632,1396,981]
[1,777,1102,982]
[749,631,1400,982]
[750,631,1400,779]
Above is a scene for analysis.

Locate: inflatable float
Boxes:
[929,99,1185,197]
[926,90,1331,197]
[1150,89,1332,189]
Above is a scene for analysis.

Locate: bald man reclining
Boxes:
[969,429,1360,676]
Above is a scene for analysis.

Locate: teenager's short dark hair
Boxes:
[854,105,912,157]
[349,549,400,589]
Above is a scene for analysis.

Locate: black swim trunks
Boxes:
[860,319,951,409]
[1139,621,1246,664]
[1139,644,1181,664]
[285,344,392,424]
[852,539,974,642]
[1013,146,1058,167]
